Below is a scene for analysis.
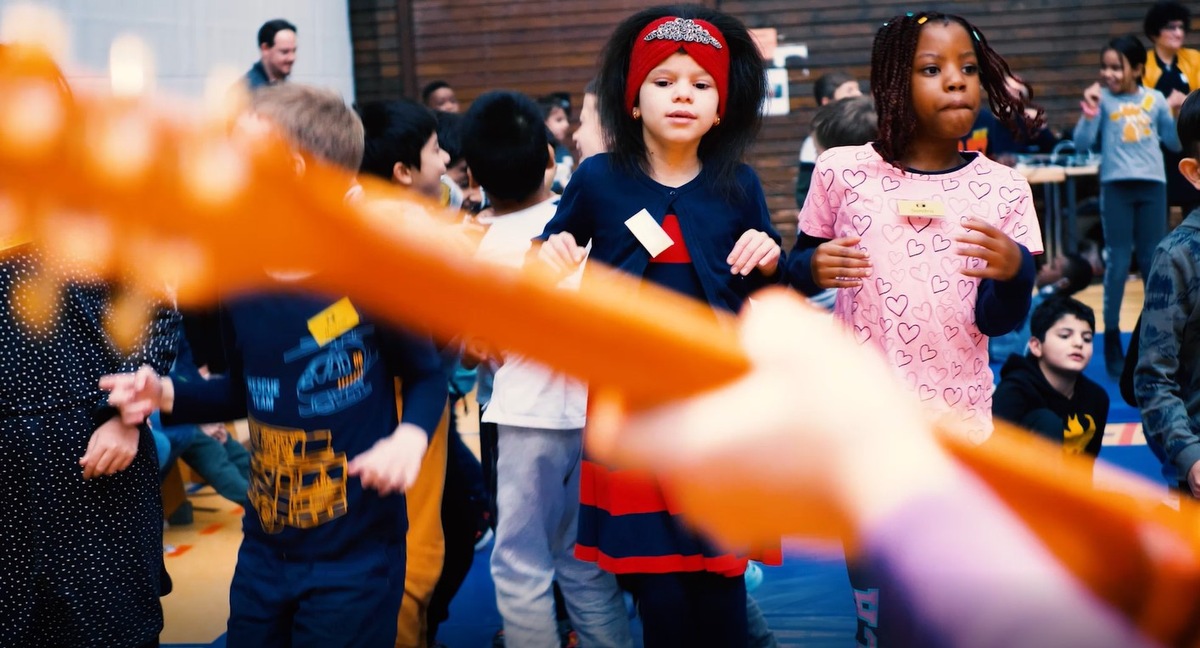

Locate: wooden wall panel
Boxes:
[352,1,1157,244]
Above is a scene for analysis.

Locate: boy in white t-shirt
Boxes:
[462,91,631,648]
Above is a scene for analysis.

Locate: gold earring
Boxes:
[714,116,721,126]
[632,107,641,120]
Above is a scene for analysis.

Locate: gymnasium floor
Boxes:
[159,280,1166,647]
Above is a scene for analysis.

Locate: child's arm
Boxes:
[100,306,248,426]
[790,152,870,293]
[728,166,785,283]
[957,216,1036,336]
[535,156,596,270]
[1072,87,1102,152]
[349,327,447,494]
[92,297,181,429]
[1134,246,1200,495]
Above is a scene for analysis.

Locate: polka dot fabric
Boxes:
[0,245,180,647]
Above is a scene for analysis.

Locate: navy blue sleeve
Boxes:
[975,245,1035,337]
[785,232,832,297]
[379,326,447,440]
[736,166,786,291]
[165,306,248,424]
[537,157,595,246]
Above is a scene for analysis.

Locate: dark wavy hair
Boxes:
[1105,34,1149,82]
[358,99,438,181]
[1029,296,1095,343]
[1145,1,1190,40]
[871,12,1044,167]
[595,4,766,195]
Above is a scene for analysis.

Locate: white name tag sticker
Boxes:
[624,209,674,258]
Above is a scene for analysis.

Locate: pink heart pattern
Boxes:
[795,144,1045,440]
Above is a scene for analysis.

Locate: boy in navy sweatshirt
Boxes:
[101,83,447,647]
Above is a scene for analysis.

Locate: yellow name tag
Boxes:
[307,297,360,347]
[897,200,946,218]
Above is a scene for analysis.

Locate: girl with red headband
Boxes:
[537,5,782,646]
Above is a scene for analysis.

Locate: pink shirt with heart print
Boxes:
[799,144,1043,442]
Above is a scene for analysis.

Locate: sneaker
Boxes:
[474,527,494,552]
[744,560,764,593]
[557,618,579,648]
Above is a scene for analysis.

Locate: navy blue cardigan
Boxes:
[538,154,783,313]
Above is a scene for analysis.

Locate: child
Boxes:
[573,80,605,162]
[800,95,879,312]
[102,84,448,646]
[993,297,1109,457]
[794,17,1042,642]
[465,90,631,648]
[1135,88,1200,498]
[359,98,457,648]
[0,46,180,646]
[422,79,460,114]
[539,93,576,193]
[796,71,863,207]
[537,6,782,646]
[360,99,449,203]
[988,252,1095,363]
[1074,34,1181,377]
[791,11,1044,444]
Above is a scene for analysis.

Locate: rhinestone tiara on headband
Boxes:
[643,18,723,49]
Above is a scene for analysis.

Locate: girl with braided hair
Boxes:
[791,11,1043,444]
[537,4,783,646]
[789,12,1045,643]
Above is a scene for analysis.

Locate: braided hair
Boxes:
[871,12,1045,167]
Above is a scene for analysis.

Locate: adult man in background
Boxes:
[245,19,297,89]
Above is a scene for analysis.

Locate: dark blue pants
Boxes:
[620,572,748,648]
[226,537,406,647]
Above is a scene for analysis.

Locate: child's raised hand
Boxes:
[728,229,781,276]
[811,236,871,288]
[80,416,142,480]
[538,232,586,273]
[99,365,165,425]
[955,216,1022,281]
[1081,82,1101,118]
[347,423,429,495]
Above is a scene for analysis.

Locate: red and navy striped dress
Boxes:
[575,214,780,577]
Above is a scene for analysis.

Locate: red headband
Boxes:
[625,16,730,118]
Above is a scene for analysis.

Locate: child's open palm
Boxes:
[955,216,1022,281]
[811,236,871,288]
[347,423,429,495]
[728,229,781,276]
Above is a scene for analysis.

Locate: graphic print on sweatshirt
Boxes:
[799,145,1043,442]
[247,312,379,534]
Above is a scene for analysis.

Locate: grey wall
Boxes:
[1,0,354,100]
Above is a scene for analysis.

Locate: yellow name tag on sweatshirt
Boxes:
[897,200,946,218]
[308,297,360,347]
